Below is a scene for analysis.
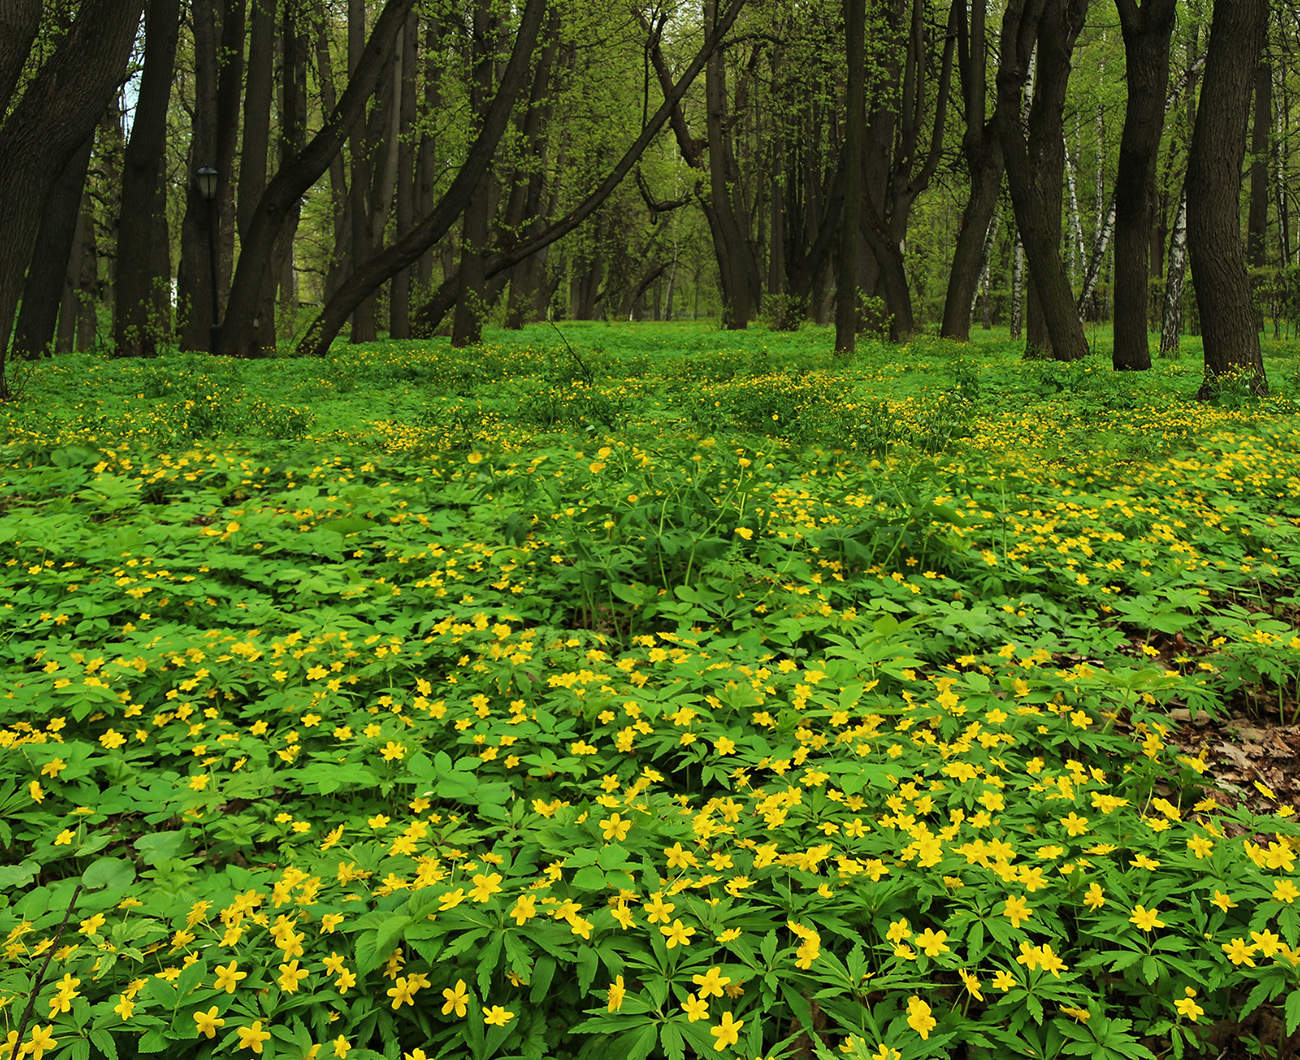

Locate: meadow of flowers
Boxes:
[2,324,1300,1060]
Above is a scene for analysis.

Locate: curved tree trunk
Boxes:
[13,133,94,358]
[0,0,144,398]
[1187,0,1268,397]
[340,0,747,352]
[995,0,1091,362]
[217,0,415,357]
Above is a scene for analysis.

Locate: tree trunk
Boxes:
[0,0,41,114]
[314,0,350,301]
[1246,51,1271,268]
[233,0,277,354]
[217,0,416,357]
[385,0,746,347]
[995,0,1091,362]
[347,0,376,343]
[112,0,180,357]
[176,0,246,351]
[390,10,418,339]
[1158,186,1187,356]
[275,0,308,336]
[704,0,761,328]
[451,0,498,348]
[1187,0,1268,396]
[13,134,95,358]
[1111,0,1176,371]
[835,0,866,356]
[0,0,144,398]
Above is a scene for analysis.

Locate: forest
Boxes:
[0,0,1293,387]
[4,2,1300,1060]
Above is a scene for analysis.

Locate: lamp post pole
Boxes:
[196,166,220,354]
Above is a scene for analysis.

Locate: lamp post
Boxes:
[196,166,220,354]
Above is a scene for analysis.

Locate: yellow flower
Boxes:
[1222,938,1256,966]
[278,959,309,993]
[734,526,753,540]
[1174,988,1203,1022]
[333,1036,351,1058]
[213,961,248,994]
[470,873,503,903]
[914,928,949,957]
[906,996,936,1040]
[692,966,732,999]
[441,979,469,1017]
[25,1025,57,1060]
[710,1011,743,1051]
[483,1006,514,1027]
[1083,882,1105,910]
[601,814,631,841]
[387,976,419,1009]
[682,992,709,1022]
[1272,878,1299,904]
[1129,905,1165,932]
[606,975,626,1012]
[237,1021,272,1054]
[1003,895,1033,929]
[194,1006,225,1039]
[660,918,696,948]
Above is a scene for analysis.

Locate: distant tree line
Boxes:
[0,0,1285,397]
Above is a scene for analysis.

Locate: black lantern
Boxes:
[196,166,218,202]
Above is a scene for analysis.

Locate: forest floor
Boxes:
[3,323,1300,1060]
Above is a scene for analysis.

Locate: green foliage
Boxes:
[2,324,1300,1060]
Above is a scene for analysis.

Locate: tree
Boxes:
[834,0,866,355]
[994,0,1091,362]
[343,0,748,350]
[216,0,416,357]
[114,0,182,357]
[941,0,1003,341]
[1110,0,1177,372]
[0,0,144,399]
[1186,0,1268,396]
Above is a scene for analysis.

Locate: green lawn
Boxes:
[3,324,1300,1060]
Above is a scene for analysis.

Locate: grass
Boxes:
[2,322,1300,1060]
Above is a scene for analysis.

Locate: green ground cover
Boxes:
[3,323,1300,1060]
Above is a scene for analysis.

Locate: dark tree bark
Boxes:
[234,0,277,353]
[857,0,956,341]
[451,0,499,347]
[389,10,418,339]
[500,14,560,329]
[57,204,89,353]
[994,0,1091,362]
[704,0,762,328]
[0,0,41,114]
[0,0,143,398]
[113,0,180,357]
[275,0,308,336]
[176,0,246,351]
[217,0,415,357]
[415,17,443,295]
[942,0,1004,341]
[314,0,350,301]
[1187,0,1268,396]
[347,0,376,342]
[351,0,746,349]
[12,133,94,358]
[1246,50,1271,268]
[1110,0,1177,372]
[835,0,866,356]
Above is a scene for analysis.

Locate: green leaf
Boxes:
[1287,989,1300,1038]
[82,857,135,891]
[0,861,38,890]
